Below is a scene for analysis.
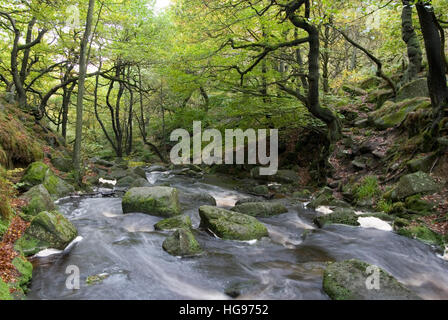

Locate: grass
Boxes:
[354,176,381,201]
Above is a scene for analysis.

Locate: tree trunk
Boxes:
[73,0,95,185]
[401,0,423,84]
[416,1,448,134]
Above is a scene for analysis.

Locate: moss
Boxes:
[154,215,192,231]
[231,202,288,217]
[86,273,109,285]
[405,195,435,215]
[354,176,380,201]
[20,210,78,255]
[20,184,56,216]
[199,206,268,241]
[122,187,181,217]
[43,171,74,199]
[162,228,203,256]
[21,162,49,189]
[12,256,33,289]
[0,278,12,300]
[376,199,394,213]
[314,209,360,228]
[397,225,444,247]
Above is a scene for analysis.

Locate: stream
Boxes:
[26,167,448,300]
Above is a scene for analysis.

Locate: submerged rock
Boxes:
[231,202,287,217]
[313,209,360,228]
[199,205,268,241]
[323,259,420,300]
[396,225,444,247]
[122,187,181,217]
[17,210,78,255]
[162,228,202,256]
[155,215,192,231]
[19,184,56,216]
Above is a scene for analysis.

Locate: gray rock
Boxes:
[122,187,181,217]
[392,171,442,200]
[323,259,420,300]
[162,228,202,256]
[231,202,288,217]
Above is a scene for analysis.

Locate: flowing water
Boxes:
[26,168,448,300]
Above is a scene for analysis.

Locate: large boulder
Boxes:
[391,171,442,200]
[19,184,56,216]
[396,78,429,101]
[369,97,431,130]
[323,259,420,300]
[20,162,49,190]
[17,210,78,255]
[198,205,268,241]
[155,215,192,231]
[43,170,75,199]
[231,202,287,217]
[162,228,203,257]
[122,187,181,217]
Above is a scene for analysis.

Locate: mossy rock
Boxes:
[231,202,287,217]
[19,184,56,216]
[154,215,192,231]
[116,175,141,188]
[396,225,444,247]
[323,259,420,300]
[292,189,312,200]
[86,273,109,285]
[367,88,394,108]
[122,187,181,217]
[396,78,429,101]
[406,153,438,173]
[0,278,12,300]
[20,162,49,190]
[405,195,435,215]
[17,210,78,255]
[131,166,147,179]
[199,205,268,241]
[252,185,269,195]
[43,171,75,199]
[308,187,335,209]
[162,228,203,256]
[251,167,300,184]
[391,171,442,200]
[313,209,360,228]
[129,177,151,188]
[12,256,33,290]
[370,97,431,130]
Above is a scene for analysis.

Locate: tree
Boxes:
[73,0,95,185]
[401,0,423,84]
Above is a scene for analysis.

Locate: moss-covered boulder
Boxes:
[323,259,420,300]
[132,166,147,179]
[199,205,268,241]
[391,171,442,200]
[19,184,56,216]
[231,202,287,217]
[308,187,334,209]
[20,162,49,190]
[122,187,181,217]
[43,171,75,199]
[154,215,192,231]
[313,209,360,228]
[406,153,438,173]
[0,278,12,300]
[396,78,429,101]
[367,88,394,108]
[369,97,431,130]
[162,228,203,256]
[7,255,33,298]
[17,210,78,255]
[405,195,435,215]
[396,225,444,247]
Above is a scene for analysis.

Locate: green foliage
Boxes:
[354,176,381,201]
